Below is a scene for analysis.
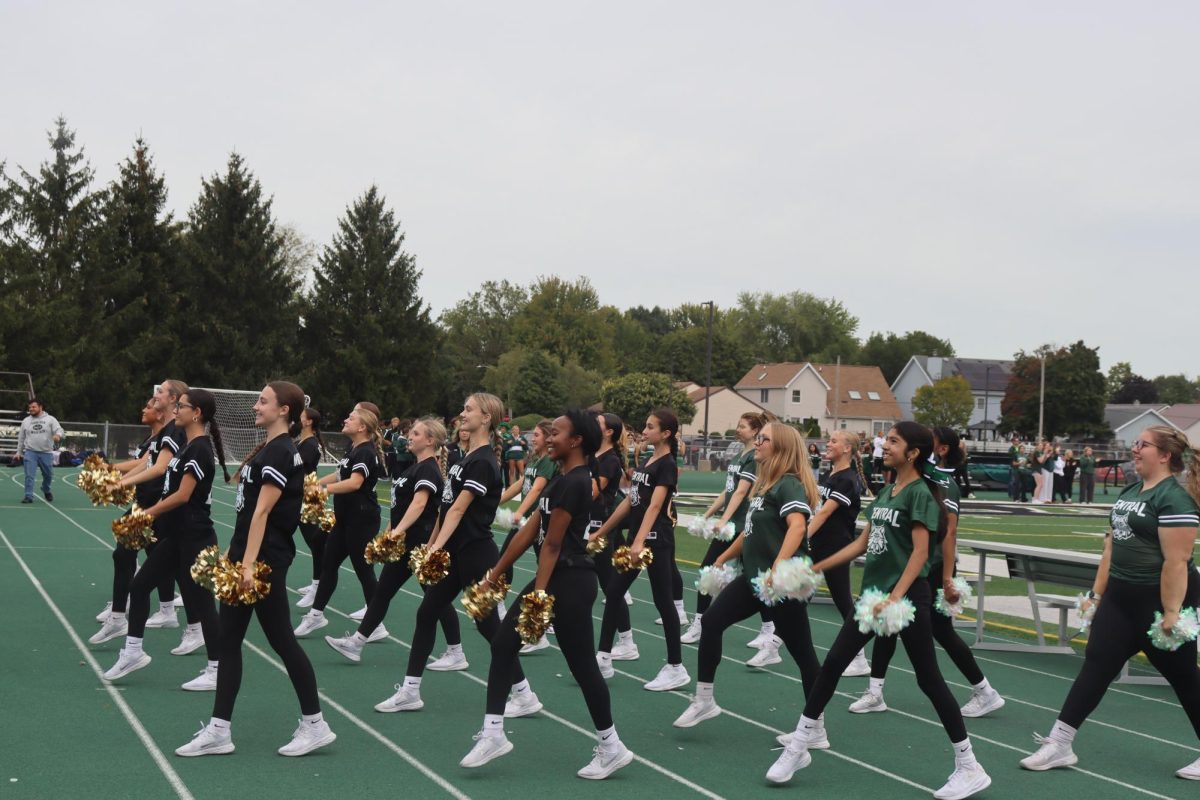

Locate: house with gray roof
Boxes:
[890,356,1013,438]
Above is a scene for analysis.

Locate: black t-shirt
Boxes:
[297,436,321,475]
[137,421,184,507]
[538,464,594,563]
[334,442,380,518]
[390,457,443,543]
[815,467,862,547]
[159,435,215,539]
[627,453,678,547]
[231,434,304,564]
[438,445,502,553]
[590,449,624,525]
[447,445,466,471]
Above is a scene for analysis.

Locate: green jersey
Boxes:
[1079,455,1096,475]
[724,450,758,531]
[522,454,558,497]
[740,474,812,577]
[1008,446,1022,471]
[861,478,942,593]
[922,463,959,567]
[1108,479,1199,585]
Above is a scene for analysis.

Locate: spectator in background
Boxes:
[1077,447,1096,504]
[1038,442,1056,504]
[16,398,64,503]
[807,442,821,480]
[1031,443,1047,503]
[954,438,975,499]
[1008,437,1024,501]
[861,441,874,487]
[871,431,886,476]
[1061,450,1078,504]
[1052,448,1068,502]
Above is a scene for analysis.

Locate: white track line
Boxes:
[0,525,195,800]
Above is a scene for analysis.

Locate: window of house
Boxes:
[873,421,887,434]
[791,389,801,403]
[867,391,880,401]
[760,389,769,403]
[976,397,986,409]
[848,390,862,400]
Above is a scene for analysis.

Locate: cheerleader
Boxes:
[682,412,772,657]
[767,422,991,799]
[103,390,226,691]
[852,427,1004,717]
[176,381,335,757]
[293,406,385,636]
[590,413,635,637]
[591,408,688,692]
[323,417,465,669]
[809,430,871,677]
[374,393,536,715]
[90,398,177,645]
[459,408,634,777]
[1021,426,1200,780]
[673,423,822,731]
[295,407,328,607]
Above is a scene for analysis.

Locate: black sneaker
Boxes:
[21,497,33,504]
[44,492,54,503]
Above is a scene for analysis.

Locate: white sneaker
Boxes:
[299,582,316,595]
[428,648,469,671]
[172,594,185,608]
[324,634,364,663]
[96,601,113,622]
[1019,734,1077,771]
[960,687,1005,718]
[777,722,830,750]
[90,616,128,644]
[460,732,513,768]
[296,587,317,608]
[1176,755,1200,780]
[933,763,992,799]
[293,611,328,637]
[677,609,689,625]
[578,743,634,779]
[374,684,424,713]
[596,652,614,679]
[504,691,543,718]
[349,605,367,621]
[145,607,180,629]
[766,742,811,783]
[747,629,774,649]
[104,650,152,681]
[610,639,640,661]
[182,664,218,691]
[842,651,871,677]
[277,719,336,756]
[848,689,887,714]
[673,698,721,728]
[365,624,389,643]
[175,721,234,757]
[520,635,550,654]
[747,638,782,668]
[680,617,703,644]
[171,626,204,656]
[624,592,633,606]
[644,663,689,692]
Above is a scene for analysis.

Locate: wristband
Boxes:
[1087,590,1100,600]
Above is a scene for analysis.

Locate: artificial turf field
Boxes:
[2,468,1198,800]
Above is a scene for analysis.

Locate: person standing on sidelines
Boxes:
[176,381,335,758]
[1078,447,1096,504]
[16,398,64,503]
[1021,426,1200,780]
[1007,437,1024,502]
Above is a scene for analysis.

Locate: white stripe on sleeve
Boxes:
[261,465,288,488]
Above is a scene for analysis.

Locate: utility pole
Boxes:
[702,300,714,465]
[1037,356,1046,442]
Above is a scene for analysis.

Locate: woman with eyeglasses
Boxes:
[1022,426,1200,779]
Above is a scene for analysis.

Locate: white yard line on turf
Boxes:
[0,524,196,800]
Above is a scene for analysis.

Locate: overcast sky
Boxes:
[4,2,1197,378]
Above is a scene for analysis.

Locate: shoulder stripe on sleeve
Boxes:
[463,479,488,494]
[944,500,960,513]
[161,435,179,452]
[738,470,757,481]
[414,479,438,493]
[1160,514,1200,525]
[829,491,851,505]
[779,501,812,517]
[352,463,371,476]
[183,460,205,481]
[261,465,289,488]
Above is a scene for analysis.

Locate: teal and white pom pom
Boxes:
[686,516,708,538]
[713,521,737,542]
[696,563,740,597]
[771,556,823,603]
[1148,608,1200,652]
[934,577,973,617]
[1074,593,1098,633]
[751,570,784,606]
[854,588,916,636]
[494,508,515,529]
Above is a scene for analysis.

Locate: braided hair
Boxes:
[186,389,231,483]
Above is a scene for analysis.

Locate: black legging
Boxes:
[698,575,819,694]
[869,569,985,685]
[801,580,968,742]
[312,510,380,612]
[486,568,612,729]
[299,522,325,582]
[672,558,683,604]
[499,525,521,585]
[598,542,682,664]
[357,551,461,644]
[111,528,175,614]
[1058,573,1200,736]
[213,557,320,720]
[590,522,626,602]
[127,532,220,661]
[809,532,855,621]
[405,537,526,683]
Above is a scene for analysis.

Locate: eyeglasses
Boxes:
[754,435,771,445]
[175,402,195,411]
[1131,439,1158,452]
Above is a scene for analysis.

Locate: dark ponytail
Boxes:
[650,407,680,460]
[306,407,327,458]
[566,408,602,480]
[188,389,231,483]
[931,426,963,468]
[893,421,947,544]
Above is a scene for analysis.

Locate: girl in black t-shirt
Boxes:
[295,407,328,606]
[104,390,226,689]
[591,408,688,693]
[590,413,629,621]
[375,393,532,716]
[324,418,464,668]
[460,408,634,778]
[176,381,335,758]
[294,406,385,636]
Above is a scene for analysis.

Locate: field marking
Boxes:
[0,524,195,800]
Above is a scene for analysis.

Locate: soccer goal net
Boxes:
[195,387,339,467]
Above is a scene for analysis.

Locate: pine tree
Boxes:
[179,153,300,389]
[301,186,439,417]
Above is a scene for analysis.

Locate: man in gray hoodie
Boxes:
[16,398,64,503]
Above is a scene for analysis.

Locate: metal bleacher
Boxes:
[0,372,35,461]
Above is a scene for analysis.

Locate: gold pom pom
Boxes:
[585,533,608,555]
[365,530,407,565]
[612,545,653,573]
[78,456,135,507]
[111,505,157,550]
[515,590,555,645]
[408,544,451,586]
[190,544,223,591]
[461,572,510,621]
[301,473,335,531]
[190,546,272,605]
